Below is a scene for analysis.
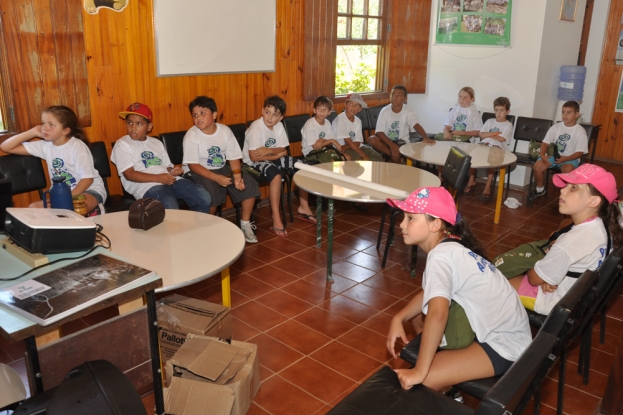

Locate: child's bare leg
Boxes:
[465,168,477,189]
[421,342,495,391]
[241,198,255,222]
[482,169,494,196]
[209,206,218,215]
[367,135,391,157]
[437,166,443,180]
[84,193,99,212]
[29,200,44,208]
[269,175,285,230]
[533,159,547,188]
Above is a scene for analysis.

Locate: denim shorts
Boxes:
[545,156,580,169]
[84,189,104,204]
[476,341,514,376]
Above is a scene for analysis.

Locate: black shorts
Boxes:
[476,340,514,376]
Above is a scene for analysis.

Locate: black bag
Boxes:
[305,146,348,164]
[128,198,165,230]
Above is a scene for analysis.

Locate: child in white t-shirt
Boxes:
[0,105,107,215]
[464,97,514,201]
[386,187,531,392]
[332,93,383,161]
[111,102,212,214]
[301,96,351,162]
[183,96,261,243]
[367,85,432,163]
[243,95,315,237]
[532,101,588,199]
[508,164,623,315]
[435,86,483,143]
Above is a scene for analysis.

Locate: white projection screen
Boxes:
[153,0,276,76]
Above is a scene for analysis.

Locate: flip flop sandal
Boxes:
[479,193,492,202]
[270,227,288,238]
[463,185,475,194]
[298,213,317,224]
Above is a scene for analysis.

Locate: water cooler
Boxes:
[555,65,586,122]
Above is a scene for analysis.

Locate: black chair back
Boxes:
[159,131,186,165]
[228,123,248,151]
[512,117,553,150]
[481,112,516,126]
[91,141,136,212]
[355,108,371,139]
[441,146,472,195]
[282,114,311,144]
[366,104,384,133]
[476,332,558,415]
[326,110,338,125]
[0,178,11,228]
[0,155,46,197]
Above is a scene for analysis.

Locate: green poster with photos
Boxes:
[436,0,512,46]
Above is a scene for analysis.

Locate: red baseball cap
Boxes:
[387,187,458,225]
[553,164,618,203]
[119,102,153,123]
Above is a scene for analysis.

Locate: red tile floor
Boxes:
[2,161,623,415]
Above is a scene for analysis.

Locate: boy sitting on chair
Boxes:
[183,96,261,243]
[111,102,212,213]
[532,101,588,199]
[301,96,351,163]
[367,85,432,163]
[332,93,383,161]
[243,95,316,237]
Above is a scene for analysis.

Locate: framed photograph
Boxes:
[436,0,512,46]
[559,0,578,22]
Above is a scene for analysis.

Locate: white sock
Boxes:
[241,220,250,227]
[536,186,544,192]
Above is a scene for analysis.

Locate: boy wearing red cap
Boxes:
[111,102,212,213]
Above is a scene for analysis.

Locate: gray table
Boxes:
[293,161,440,281]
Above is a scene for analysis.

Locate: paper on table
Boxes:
[294,162,409,199]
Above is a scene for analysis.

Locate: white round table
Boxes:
[400,142,517,224]
[293,161,440,281]
[92,210,245,306]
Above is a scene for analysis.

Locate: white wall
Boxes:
[408,0,595,186]
[534,0,586,120]
[582,0,611,122]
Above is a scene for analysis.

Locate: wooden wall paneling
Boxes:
[50,0,71,110]
[591,0,623,161]
[38,2,61,108]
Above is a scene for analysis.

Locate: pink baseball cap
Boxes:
[387,187,458,225]
[119,102,153,123]
[553,164,618,203]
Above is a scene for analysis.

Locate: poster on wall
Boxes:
[436,0,512,46]
[617,30,623,66]
[616,72,623,113]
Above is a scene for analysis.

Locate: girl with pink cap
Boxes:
[508,163,623,315]
[386,187,531,393]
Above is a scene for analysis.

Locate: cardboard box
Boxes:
[164,377,234,415]
[157,294,232,363]
[165,335,260,415]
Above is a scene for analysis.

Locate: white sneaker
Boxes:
[241,222,258,243]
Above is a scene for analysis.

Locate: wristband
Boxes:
[231,169,242,175]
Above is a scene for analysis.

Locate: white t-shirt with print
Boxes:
[376,104,419,143]
[111,135,178,200]
[301,117,335,156]
[182,124,243,172]
[444,105,483,133]
[533,218,607,315]
[542,122,588,157]
[422,242,532,361]
[24,137,107,202]
[243,118,289,165]
[332,111,365,146]
[479,119,514,151]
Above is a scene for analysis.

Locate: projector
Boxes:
[4,208,97,253]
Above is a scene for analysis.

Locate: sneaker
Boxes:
[533,189,547,199]
[241,222,258,243]
[447,387,464,403]
[87,203,105,217]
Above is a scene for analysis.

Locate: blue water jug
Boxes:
[558,65,586,101]
[43,176,74,210]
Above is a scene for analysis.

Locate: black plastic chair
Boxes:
[376,147,472,274]
[329,331,558,415]
[0,154,47,200]
[481,112,516,126]
[506,116,553,207]
[366,104,385,136]
[354,108,371,140]
[89,142,135,213]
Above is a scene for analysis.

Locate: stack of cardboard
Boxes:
[164,334,260,415]
[157,294,232,364]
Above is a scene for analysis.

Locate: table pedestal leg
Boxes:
[316,197,323,248]
[327,199,334,283]
[495,167,506,224]
[146,290,165,415]
[221,268,232,308]
[406,159,412,167]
